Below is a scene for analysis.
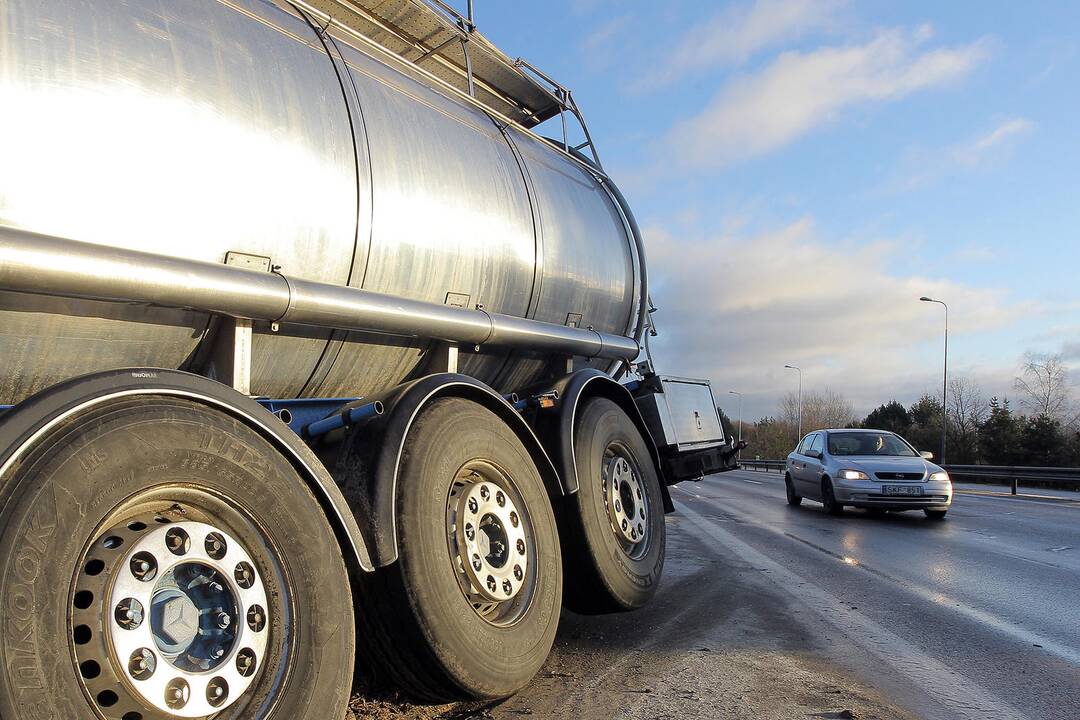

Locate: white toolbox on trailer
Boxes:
[635,375,725,450]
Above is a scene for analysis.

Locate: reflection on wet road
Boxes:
[673,469,1080,719]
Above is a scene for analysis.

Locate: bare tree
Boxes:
[1014,352,1071,419]
[779,388,856,433]
[948,375,988,463]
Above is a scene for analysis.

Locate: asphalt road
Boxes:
[349,470,1080,720]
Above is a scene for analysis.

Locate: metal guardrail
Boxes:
[739,459,786,473]
[738,460,1080,495]
[942,465,1080,495]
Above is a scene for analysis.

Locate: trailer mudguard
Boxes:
[0,368,374,572]
[530,368,673,513]
[326,373,563,568]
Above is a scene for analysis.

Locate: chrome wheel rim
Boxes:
[602,442,650,560]
[72,509,276,719]
[446,461,536,626]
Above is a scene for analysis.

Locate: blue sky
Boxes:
[470,0,1079,420]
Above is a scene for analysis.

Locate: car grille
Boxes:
[874,472,924,481]
[859,494,949,504]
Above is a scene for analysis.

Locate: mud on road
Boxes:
[345,483,920,720]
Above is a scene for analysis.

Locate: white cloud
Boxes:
[959,117,1034,161]
[891,117,1034,190]
[665,28,990,169]
[644,217,1030,418]
[581,15,635,72]
[635,0,848,91]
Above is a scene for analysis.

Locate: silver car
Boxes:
[784,429,952,519]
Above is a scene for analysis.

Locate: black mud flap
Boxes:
[662,440,748,484]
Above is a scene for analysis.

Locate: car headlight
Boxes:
[839,469,869,481]
[929,471,950,483]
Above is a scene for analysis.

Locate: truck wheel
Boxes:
[0,395,354,720]
[560,397,665,614]
[356,397,561,701]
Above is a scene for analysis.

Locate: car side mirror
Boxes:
[920,450,934,460]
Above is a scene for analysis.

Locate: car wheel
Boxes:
[924,509,948,521]
[785,475,802,506]
[821,479,843,516]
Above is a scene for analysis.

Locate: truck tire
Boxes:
[0,395,354,720]
[560,397,665,614]
[355,397,561,701]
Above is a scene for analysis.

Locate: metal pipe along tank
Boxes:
[0,227,638,361]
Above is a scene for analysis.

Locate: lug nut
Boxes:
[128,648,156,680]
[464,523,475,541]
[502,579,513,595]
[513,564,523,580]
[509,511,519,528]
[468,497,478,513]
[495,490,505,507]
[130,551,158,582]
[479,485,489,500]
[210,645,225,660]
[246,605,266,632]
[205,532,227,559]
[216,612,231,629]
[471,554,482,571]
[234,562,255,589]
[164,678,190,709]
[236,648,257,677]
[516,539,525,555]
[115,598,145,630]
[486,575,497,593]
[165,527,190,555]
[207,677,229,707]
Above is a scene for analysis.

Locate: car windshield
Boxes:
[827,432,917,457]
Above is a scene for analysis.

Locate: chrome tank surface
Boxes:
[0,0,640,402]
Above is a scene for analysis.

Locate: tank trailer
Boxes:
[0,1,742,717]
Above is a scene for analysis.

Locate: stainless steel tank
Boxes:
[0,0,641,402]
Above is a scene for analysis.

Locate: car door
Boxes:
[801,433,826,497]
[789,434,816,495]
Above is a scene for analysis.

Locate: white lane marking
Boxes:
[675,499,1030,720]
[742,479,763,485]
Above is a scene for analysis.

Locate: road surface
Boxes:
[348,469,1080,720]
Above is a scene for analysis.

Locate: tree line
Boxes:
[719,352,1079,466]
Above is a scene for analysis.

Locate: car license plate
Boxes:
[882,485,923,496]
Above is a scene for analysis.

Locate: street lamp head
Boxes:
[919,296,933,302]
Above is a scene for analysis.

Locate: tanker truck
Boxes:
[0,1,742,718]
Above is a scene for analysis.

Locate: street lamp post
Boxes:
[784,365,802,441]
[919,296,948,464]
[728,390,742,458]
